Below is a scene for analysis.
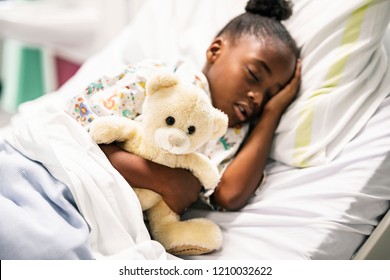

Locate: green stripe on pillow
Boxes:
[293,0,373,167]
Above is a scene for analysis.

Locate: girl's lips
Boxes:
[233,104,247,122]
[234,102,254,123]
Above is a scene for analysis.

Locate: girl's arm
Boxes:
[99,144,202,214]
[212,61,302,211]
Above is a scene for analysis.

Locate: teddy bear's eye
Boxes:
[166,116,175,126]
[188,126,196,135]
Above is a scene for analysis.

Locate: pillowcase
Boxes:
[272,0,390,167]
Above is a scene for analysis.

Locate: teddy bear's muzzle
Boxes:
[155,127,191,154]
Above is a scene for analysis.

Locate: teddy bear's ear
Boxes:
[212,109,229,139]
[146,72,179,96]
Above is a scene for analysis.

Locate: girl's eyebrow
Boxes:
[254,59,272,76]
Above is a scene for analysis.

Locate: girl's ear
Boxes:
[206,37,224,63]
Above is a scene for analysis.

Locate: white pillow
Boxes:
[273,0,390,167]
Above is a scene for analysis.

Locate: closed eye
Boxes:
[264,90,271,102]
[247,67,260,83]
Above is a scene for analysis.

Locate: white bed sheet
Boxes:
[184,93,390,259]
[8,0,390,260]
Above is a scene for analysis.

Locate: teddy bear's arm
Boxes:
[177,153,220,190]
[89,115,141,145]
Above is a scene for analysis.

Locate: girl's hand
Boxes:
[99,144,201,214]
[264,59,301,115]
[158,168,202,214]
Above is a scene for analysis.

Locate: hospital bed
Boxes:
[1,0,390,260]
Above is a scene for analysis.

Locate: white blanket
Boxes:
[5,104,170,260]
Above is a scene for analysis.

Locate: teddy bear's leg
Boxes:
[133,188,162,211]
[147,200,223,256]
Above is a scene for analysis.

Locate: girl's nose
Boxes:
[248,91,262,106]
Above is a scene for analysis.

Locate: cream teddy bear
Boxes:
[89,72,228,255]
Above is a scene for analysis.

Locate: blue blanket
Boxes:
[0,139,93,259]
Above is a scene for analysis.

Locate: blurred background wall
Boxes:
[0,0,147,113]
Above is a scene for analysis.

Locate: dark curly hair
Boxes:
[216,0,299,58]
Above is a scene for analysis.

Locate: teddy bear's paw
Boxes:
[90,116,137,144]
[198,165,220,190]
[89,128,116,144]
[201,176,220,190]
[152,218,223,256]
[89,118,117,144]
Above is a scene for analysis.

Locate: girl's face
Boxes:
[203,35,296,127]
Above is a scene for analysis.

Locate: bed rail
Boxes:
[353,208,390,260]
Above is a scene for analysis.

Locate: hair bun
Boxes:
[245,0,293,21]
